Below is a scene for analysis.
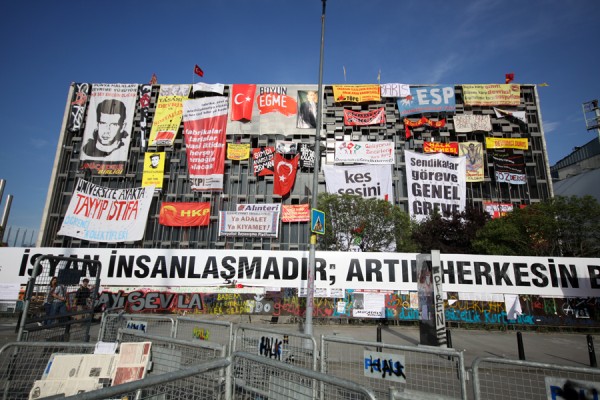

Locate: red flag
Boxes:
[149,73,157,85]
[505,73,514,84]
[194,64,204,77]
[231,84,257,121]
[273,153,299,196]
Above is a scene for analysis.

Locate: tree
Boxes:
[316,193,417,252]
[411,205,489,254]
[472,195,600,257]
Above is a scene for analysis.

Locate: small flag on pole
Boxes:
[194,64,204,77]
[377,69,381,84]
[505,73,514,84]
[538,83,549,87]
[343,66,346,82]
[149,73,157,85]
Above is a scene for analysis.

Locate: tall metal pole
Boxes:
[305,0,327,338]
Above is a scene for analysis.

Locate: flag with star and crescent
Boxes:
[273,153,299,196]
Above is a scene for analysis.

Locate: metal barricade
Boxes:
[472,356,600,400]
[233,324,317,370]
[0,342,96,400]
[61,358,231,400]
[321,335,468,400]
[232,351,377,400]
[174,316,234,355]
[98,312,175,342]
[117,328,227,372]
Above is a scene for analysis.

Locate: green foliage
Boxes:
[316,193,417,252]
[411,205,489,254]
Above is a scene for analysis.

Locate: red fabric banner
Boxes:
[404,117,446,139]
[343,107,386,126]
[273,153,299,196]
[423,141,459,155]
[252,146,275,176]
[257,93,297,116]
[231,84,256,121]
[282,204,310,222]
[159,202,211,226]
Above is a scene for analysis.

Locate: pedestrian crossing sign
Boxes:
[311,208,325,235]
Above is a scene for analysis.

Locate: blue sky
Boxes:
[0,0,599,237]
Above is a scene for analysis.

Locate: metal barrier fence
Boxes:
[0,342,96,400]
[472,356,600,400]
[62,358,231,400]
[98,312,176,342]
[232,351,377,400]
[174,316,234,355]
[117,328,227,371]
[320,335,467,400]
[233,324,318,370]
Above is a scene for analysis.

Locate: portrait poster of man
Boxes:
[141,152,165,190]
[297,90,318,129]
[459,141,484,182]
[80,83,138,175]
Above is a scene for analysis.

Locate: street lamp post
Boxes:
[305,0,327,338]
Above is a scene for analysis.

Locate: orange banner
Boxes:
[423,141,458,155]
[281,204,310,222]
[159,202,210,226]
[332,85,381,103]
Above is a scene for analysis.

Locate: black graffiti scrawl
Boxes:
[68,83,90,132]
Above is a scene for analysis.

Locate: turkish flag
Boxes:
[505,73,514,84]
[231,84,256,121]
[194,64,204,77]
[273,153,299,196]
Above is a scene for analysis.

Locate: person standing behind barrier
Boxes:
[48,277,67,323]
[74,278,91,320]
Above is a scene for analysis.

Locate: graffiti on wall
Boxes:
[93,288,600,327]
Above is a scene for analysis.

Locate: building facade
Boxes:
[38,83,553,249]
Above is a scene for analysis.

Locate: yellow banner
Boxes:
[227,143,250,160]
[148,85,191,146]
[485,137,529,150]
[459,141,484,182]
[332,85,380,103]
[462,84,520,106]
[142,152,165,189]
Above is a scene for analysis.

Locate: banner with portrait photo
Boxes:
[322,164,393,203]
[397,86,455,116]
[462,84,520,106]
[57,179,154,243]
[141,152,165,190]
[458,141,485,182]
[80,83,138,175]
[405,150,467,222]
[334,141,395,164]
[228,85,317,136]
[183,97,228,191]
[148,84,191,146]
[297,89,319,129]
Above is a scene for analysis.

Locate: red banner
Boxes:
[404,117,446,139]
[282,204,310,222]
[343,107,386,126]
[423,141,459,155]
[159,202,211,226]
[274,153,299,196]
[183,97,228,191]
[257,92,297,116]
[231,84,256,121]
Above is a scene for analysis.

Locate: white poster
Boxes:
[79,83,138,175]
[57,179,155,243]
[405,150,466,222]
[4,248,600,297]
[352,291,386,318]
[322,164,394,203]
[218,211,280,237]
[333,141,395,164]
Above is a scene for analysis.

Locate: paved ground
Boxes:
[2,315,597,369]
